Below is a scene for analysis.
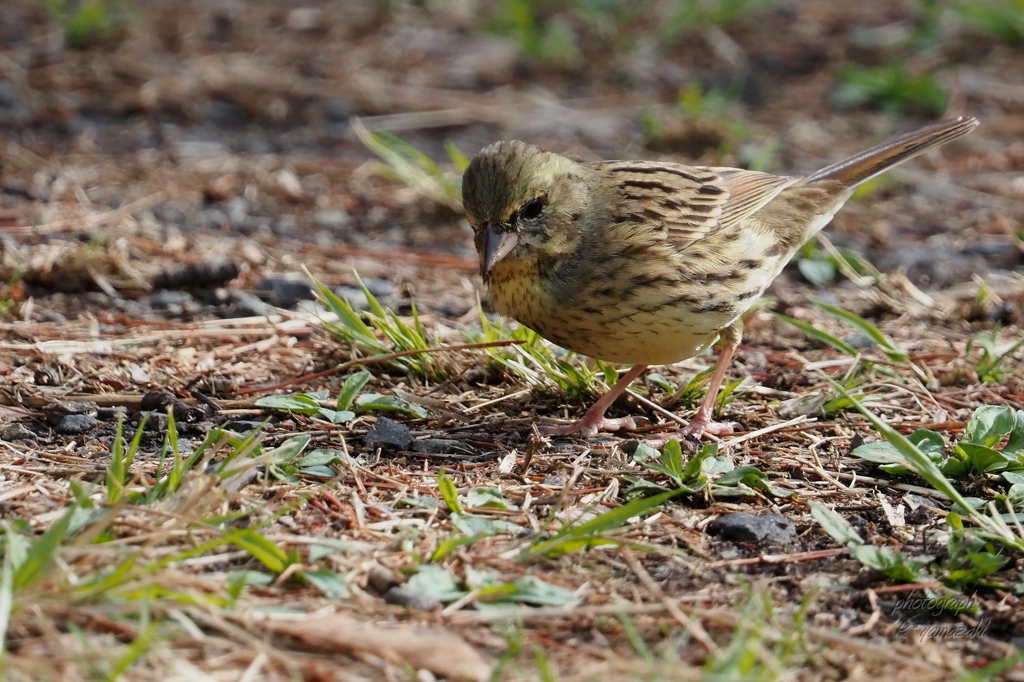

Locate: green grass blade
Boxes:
[222,529,291,574]
[824,377,1024,552]
[811,300,906,361]
[0,527,15,660]
[525,488,684,557]
[14,503,79,590]
[771,312,858,357]
[438,471,464,514]
[107,414,126,503]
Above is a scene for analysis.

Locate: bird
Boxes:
[461,116,978,440]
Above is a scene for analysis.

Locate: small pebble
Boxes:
[55,413,98,435]
[383,586,440,611]
[0,423,35,441]
[365,417,413,451]
[42,401,99,426]
[411,438,477,456]
[367,563,402,594]
[706,512,796,546]
[256,273,313,309]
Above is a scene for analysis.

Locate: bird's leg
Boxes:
[542,364,648,437]
[651,323,742,445]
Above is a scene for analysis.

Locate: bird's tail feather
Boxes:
[805,116,978,188]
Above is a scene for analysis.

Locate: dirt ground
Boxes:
[1,0,1023,680]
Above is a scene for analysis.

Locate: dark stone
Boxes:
[411,438,477,456]
[149,290,197,312]
[256,273,313,309]
[136,411,169,432]
[363,277,396,299]
[223,291,278,318]
[42,401,99,425]
[707,512,796,546]
[222,419,268,434]
[383,586,440,611]
[322,97,354,122]
[153,261,239,290]
[0,423,35,441]
[55,413,98,435]
[364,417,413,451]
[367,563,402,594]
[151,201,189,226]
[203,99,246,128]
[332,286,370,311]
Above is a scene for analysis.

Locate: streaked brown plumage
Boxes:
[462,116,979,439]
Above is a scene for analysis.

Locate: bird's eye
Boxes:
[518,196,546,220]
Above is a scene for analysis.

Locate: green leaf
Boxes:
[269,434,311,465]
[1003,470,1024,486]
[963,406,1015,447]
[855,429,949,476]
[438,471,463,514]
[298,465,338,479]
[465,487,515,510]
[944,552,1010,585]
[683,441,719,479]
[809,501,863,547]
[301,568,349,599]
[255,394,322,414]
[797,258,836,287]
[337,371,371,410]
[661,439,685,479]
[452,513,519,536]
[956,443,1015,473]
[526,489,684,557]
[824,377,1024,554]
[406,565,465,602]
[300,449,343,468]
[1006,411,1024,455]
[713,466,794,498]
[492,575,580,606]
[224,529,291,574]
[354,393,428,418]
[432,533,489,561]
[1007,484,1024,506]
[851,545,931,581]
[14,504,79,590]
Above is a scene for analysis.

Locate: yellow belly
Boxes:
[487,274,722,365]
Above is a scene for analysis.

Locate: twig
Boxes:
[701,547,849,569]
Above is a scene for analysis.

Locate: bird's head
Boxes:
[462,140,590,281]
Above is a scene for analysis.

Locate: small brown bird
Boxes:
[462,117,978,440]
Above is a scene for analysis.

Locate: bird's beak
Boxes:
[482,223,519,275]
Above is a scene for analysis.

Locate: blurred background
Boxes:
[0,0,1021,318]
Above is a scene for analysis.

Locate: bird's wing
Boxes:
[596,161,797,250]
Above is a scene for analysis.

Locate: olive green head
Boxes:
[462,140,590,280]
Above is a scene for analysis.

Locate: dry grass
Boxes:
[2,0,1024,679]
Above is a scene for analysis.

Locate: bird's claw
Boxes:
[541,415,638,437]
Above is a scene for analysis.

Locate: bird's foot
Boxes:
[645,416,736,448]
[541,414,638,438]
